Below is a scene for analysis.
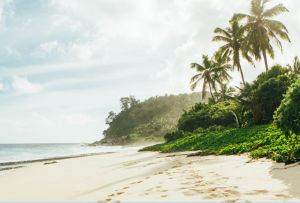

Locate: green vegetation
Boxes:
[100,0,300,165]
[274,79,300,139]
[140,124,300,164]
[103,92,209,144]
[232,0,290,71]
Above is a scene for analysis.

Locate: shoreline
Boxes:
[0,150,300,202]
[0,152,114,167]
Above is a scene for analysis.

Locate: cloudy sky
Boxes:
[0,0,299,143]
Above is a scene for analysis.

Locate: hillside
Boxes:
[90,92,209,146]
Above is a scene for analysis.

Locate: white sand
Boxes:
[0,150,299,202]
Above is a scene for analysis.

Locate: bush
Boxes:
[274,79,300,139]
[177,101,240,133]
[251,75,296,125]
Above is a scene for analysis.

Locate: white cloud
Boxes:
[32,112,55,127]
[11,76,43,94]
[31,40,66,58]
[60,113,97,126]
[5,46,21,58]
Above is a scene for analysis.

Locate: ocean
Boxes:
[0,143,141,165]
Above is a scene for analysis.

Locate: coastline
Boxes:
[0,150,299,202]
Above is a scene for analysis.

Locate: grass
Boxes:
[140,124,300,163]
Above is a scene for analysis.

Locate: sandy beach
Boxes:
[0,150,299,202]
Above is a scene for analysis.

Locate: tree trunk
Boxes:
[262,50,268,71]
[209,83,215,102]
[238,62,246,86]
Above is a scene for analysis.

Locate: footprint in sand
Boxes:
[224,190,240,196]
[253,190,269,194]
[224,199,238,202]
[156,186,161,188]
[98,199,112,202]
[108,194,116,197]
[169,178,173,179]
[131,182,137,184]
[222,177,230,179]
[275,194,291,198]
[137,181,143,183]
[207,188,217,192]
[157,190,168,192]
[161,195,168,197]
[123,187,129,189]
[145,177,150,179]
[116,192,124,195]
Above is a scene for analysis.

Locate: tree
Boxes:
[190,53,232,102]
[218,83,236,102]
[213,19,254,85]
[120,97,130,111]
[105,111,116,125]
[287,56,300,74]
[233,0,290,71]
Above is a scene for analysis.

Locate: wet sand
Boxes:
[0,150,299,202]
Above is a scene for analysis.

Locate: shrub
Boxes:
[177,101,240,133]
[251,75,296,125]
[274,79,300,139]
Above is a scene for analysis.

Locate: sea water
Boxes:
[0,143,141,164]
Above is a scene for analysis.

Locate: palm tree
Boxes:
[233,0,290,71]
[190,53,232,102]
[219,83,236,102]
[287,56,300,74]
[213,19,254,86]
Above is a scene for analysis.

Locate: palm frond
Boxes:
[212,36,233,43]
[213,27,231,38]
[262,3,289,19]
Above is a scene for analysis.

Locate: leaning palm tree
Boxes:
[213,19,254,86]
[232,0,290,71]
[190,53,232,102]
[287,56,300,74]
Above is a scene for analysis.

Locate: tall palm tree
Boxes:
[233,0,290,71]
[287,56,300,74]
[213,19,254,86]
[190,53,232,102]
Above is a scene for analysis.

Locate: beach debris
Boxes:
[44,161,58,165]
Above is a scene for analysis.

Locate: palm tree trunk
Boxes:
[209,82,215,102]
[238,63,246,86]
[262,50,269,71]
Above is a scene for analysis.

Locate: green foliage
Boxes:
[236,66,297,125]
[104,92,208,143]
[232,0,290,71]
[140,124,300,164]
[177,101,240,133]
[251,74,296,125]
[274,79,300,139]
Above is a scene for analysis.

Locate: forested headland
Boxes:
[90,93,209,146]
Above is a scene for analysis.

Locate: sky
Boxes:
[0,0,299,143]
